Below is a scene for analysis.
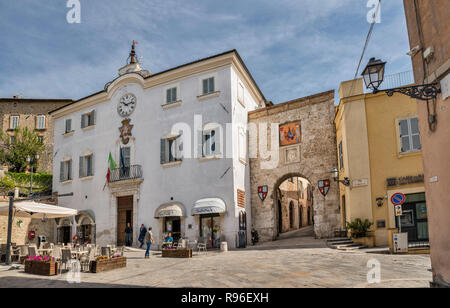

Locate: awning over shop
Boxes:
[155,202,186,218]
[0,201,78,219]
[192,198,226,215]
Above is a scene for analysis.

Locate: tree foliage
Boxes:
[0,127,44,172]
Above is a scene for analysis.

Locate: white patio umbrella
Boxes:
[0,201,77,219]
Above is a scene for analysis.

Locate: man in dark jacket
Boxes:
[138,224,147,248]
[125,223,133,246]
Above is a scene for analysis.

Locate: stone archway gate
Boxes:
[248,90,340,241]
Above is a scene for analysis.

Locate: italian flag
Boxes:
[106,152,117,182]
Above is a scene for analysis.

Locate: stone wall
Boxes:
[0,216,56,246]
[249,90,340,241]
[0,98,72,173]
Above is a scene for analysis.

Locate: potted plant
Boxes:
[24,256,59,276]
[90,255,127,273]
[346,218,375,247]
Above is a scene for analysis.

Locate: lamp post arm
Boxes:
[383,83,440,101]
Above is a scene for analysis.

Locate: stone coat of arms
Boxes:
[119,118,134,144]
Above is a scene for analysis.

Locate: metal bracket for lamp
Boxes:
[333,177,350,187]
[376,83,441,101]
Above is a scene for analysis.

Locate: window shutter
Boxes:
[173,87,177,101]
[90,154,94,176]
[214,129,220,155]
[166,89,171,103]
[399,119,410,152]
[210,77,215,93]
[203,79,208,95]
[60,161,65,182]
[79,156,84,178]
[160,138,166,164]
[68,160,72,180]
[90,110,96,126]
[176,134,183,161]
[81,114,86,128]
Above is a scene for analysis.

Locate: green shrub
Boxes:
[346,218,373,238]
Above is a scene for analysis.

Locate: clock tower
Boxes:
[118,41,151,78]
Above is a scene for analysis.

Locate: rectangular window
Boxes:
[60,159,72,182]
[166,87,177,104]
[79,155,94,178]
[37,136,44,144]
[202,77,215,95]
[81,110,96,128]
[338,141,344,170]
[10,116,19,129]
[122,147,131,167]
[36,115,46,129]
[203,130,216,157]
[399,117,421,153]
[160,135,182,164]
[65,119,72,133]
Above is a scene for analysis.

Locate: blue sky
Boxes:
[0,0,412,104]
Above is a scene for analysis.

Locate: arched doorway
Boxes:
[275,174,314,236]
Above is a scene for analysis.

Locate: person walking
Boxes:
[125,222,133,247]
[138,224,147,248]
[144,227,154,258]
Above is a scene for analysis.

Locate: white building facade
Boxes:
[51,48,266,249]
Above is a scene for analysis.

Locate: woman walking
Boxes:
[144,227,154,259]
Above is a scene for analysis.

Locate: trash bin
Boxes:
[220,241,228,252]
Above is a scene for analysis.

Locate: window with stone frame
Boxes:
[10,115,19,130]
[81,110,96,128]
[65,119,73,133]
[399,117,421,153]
[166,87,178,104]
[60,159,72,182]
[79,154,94,178]
[36,115,46,130]
[202,77,215,95]
[160,135,183,164]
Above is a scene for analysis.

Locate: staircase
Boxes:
[326,237,368,250]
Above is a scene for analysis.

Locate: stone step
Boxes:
[327,240,354,247]
[336,243,367,250]
[326,237,349,242]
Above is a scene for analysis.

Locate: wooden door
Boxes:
[117,196,133,246]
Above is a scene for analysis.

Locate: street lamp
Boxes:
[331,167,350,187]
[26,153,40,195]
[361,57,441,100]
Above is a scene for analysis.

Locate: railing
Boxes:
[364,71,415,93]
[109,165,143,183]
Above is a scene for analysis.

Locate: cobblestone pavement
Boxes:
[0,230,432,288]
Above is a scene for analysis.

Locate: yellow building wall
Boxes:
[365,91,424,246]
[336,78,425,246]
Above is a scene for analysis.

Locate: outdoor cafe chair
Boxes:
[60,249,72,275]
[197,240,207,255]
[101,246,111,258]
[80,247,95,272]
[28,245,39,257]
[51,247,61,261]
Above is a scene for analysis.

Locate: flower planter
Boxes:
[24,260,59,276]
[90,256,127,273]
[162,248,192,258]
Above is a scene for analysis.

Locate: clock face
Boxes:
[118,93,137,117]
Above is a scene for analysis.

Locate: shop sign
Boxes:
[386,174,424,187]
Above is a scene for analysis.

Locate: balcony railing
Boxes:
[109,165,143,183]
[364,71,415,93]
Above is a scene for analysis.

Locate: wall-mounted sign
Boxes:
[279,122,301,146]
[395,205,403,216]
[318,179,330,197]
[386,174,424,187]
[391,193,406,206]
[352,178,368,187]
[258,186,268,201]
